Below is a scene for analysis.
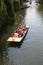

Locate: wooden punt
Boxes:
[7,26,29,42]
[21,6,30,9]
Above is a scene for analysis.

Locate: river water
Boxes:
[0,1,43,65]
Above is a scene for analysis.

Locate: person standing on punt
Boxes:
[29,0,32,4]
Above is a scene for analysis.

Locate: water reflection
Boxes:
[0,43,8,65]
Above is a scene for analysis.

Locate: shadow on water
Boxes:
[8,42,23,48]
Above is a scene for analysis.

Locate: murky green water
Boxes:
[0,1,43,65]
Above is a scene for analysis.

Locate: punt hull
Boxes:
[7,26,29,43]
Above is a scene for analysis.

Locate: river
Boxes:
[0,1,43,65]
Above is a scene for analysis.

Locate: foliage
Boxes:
[37,0,43,5]
[0,0,15,31]
[14,1,20,11]
[0,0,7,28]
[0,0,27,32]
